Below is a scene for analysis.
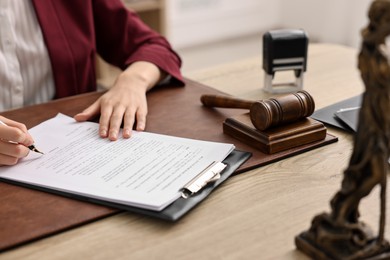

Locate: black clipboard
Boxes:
[0,149,251,222]
[311,94,362,132]
[334,107,360,132]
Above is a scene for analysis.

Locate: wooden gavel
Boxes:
[201,90,315,131]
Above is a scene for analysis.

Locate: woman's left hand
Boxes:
[74,61,163,141]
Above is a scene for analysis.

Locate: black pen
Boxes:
[0,120,44,155]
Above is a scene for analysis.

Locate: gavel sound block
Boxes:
[201,91,327,154]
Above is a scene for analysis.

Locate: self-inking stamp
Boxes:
[263,29,308,93]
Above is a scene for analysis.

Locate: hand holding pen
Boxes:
[0,116,43,166]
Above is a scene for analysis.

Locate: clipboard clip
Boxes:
[181,161,227,199]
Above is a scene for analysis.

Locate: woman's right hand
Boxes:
[0,116,34,166]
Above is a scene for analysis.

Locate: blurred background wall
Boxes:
[278,0,372,48]
[163,0,372,72]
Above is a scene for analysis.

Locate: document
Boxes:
[0,114,235,211]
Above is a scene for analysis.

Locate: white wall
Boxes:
[279,0,372,48]
[166,0,374,72]
[166,0,281,49]
[166,0,373,49]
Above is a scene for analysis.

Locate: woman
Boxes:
[0,0,184,166]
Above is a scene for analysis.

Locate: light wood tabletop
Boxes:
[2,44,388,260]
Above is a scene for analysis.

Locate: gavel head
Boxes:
[250,90,315,131]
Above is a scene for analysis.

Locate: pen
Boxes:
[0,120,44,155]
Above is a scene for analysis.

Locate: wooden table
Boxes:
[2,44,387,259]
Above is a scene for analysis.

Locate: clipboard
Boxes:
[311,94,362,132]
[1,150,250,222]
[333,107,360,132]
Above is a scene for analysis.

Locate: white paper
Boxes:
[0,114,235,211]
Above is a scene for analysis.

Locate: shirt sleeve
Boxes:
[92,0,184,86]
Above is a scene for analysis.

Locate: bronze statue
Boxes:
[295,0,390,259]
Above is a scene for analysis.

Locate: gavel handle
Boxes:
[200,95,255,109]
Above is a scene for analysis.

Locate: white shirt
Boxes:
[0,0,55,111]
